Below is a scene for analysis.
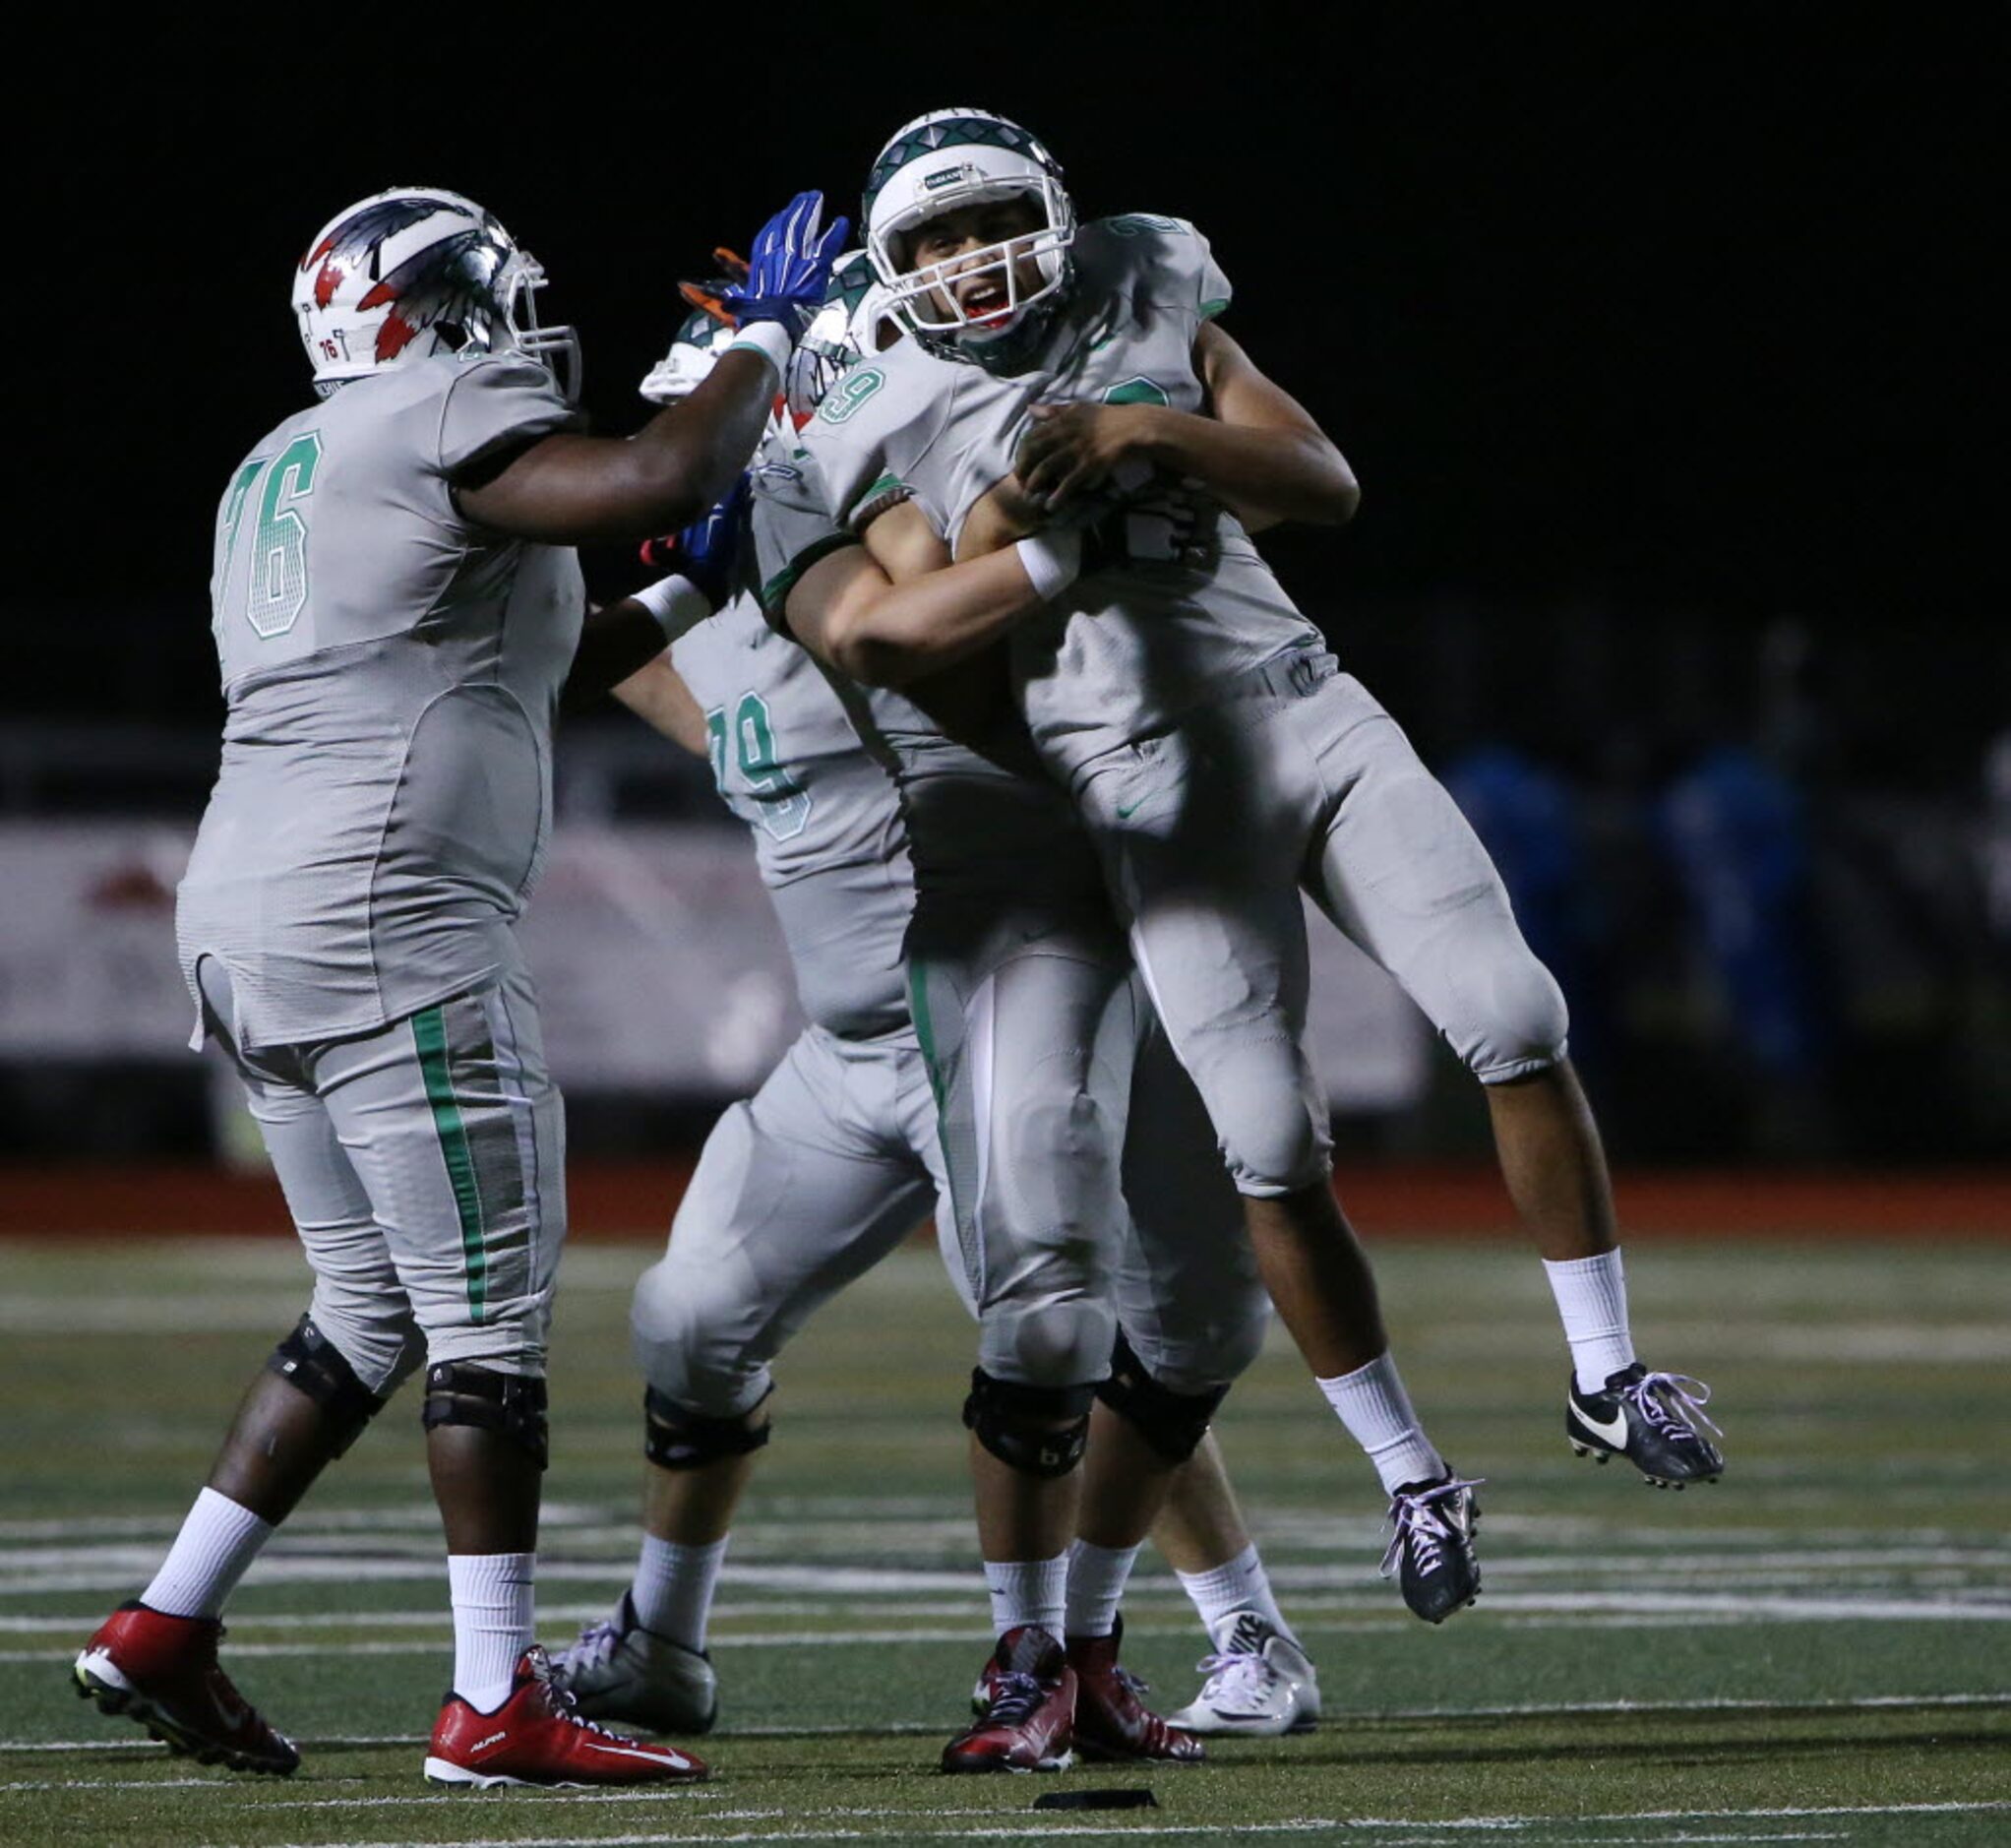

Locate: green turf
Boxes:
[1,1233,2007,1846]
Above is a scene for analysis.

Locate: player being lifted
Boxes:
[71,186,845,1788]
[548,286,1320,1751]
[772,110,1723,1528]
[753,256,1481,1768]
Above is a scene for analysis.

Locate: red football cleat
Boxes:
[425,1647,709,1788]
[942,1626,1076,1773]
[73,1600,299,1776]
[1067,1617,1204,1762]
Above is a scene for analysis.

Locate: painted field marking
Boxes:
[230,1798,2011,1848]
[10,1690,2008,1755]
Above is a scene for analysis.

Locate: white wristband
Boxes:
[722,320,794,381]
[1014,529,1083,602]
[632,574,713,643]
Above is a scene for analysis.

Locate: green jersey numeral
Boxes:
[214,431,323,640]
[705,691,813,841]
[1103,376,1171,408]
[819,367,885,425]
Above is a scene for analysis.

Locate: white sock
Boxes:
[1316,1352,1446,1495]
[1544,1249,1636,1391]
[141,1488,273,1620]
[1176,1541,1299,1648]
[984,1554,1069,1645]
[630,1534,728,1654]
[448,1552,535,1713]
[1064,1540,1140,1639]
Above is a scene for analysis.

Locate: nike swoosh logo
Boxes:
[1116,799,1146,819]
[1572,1398,1630,1447]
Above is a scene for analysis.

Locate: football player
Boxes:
[752,267,1449,1761]
[790,108,1725,1506]
[555,275,1320,1761]
[71,186,844,1788]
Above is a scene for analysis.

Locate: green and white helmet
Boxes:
[786,250,899,424]
[639,252,897,429]
[638,301,739,405]
[861,108,1075,365]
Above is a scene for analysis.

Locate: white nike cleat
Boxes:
[548,1593,718,1735]
[1166,1610,1320,1737]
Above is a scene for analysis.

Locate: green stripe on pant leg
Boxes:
[907,958,985,1304]
[412,1005,488,1324]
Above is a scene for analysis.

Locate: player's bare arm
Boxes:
[611,653,711,756]
[464,189,848,545]
[781,499,1055,688]
[457,349,779,544]
[564,597,678,713]
[1015,322,1359,529]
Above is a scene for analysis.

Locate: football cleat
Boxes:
[74,1601,299,1776]
[1167,1609,1321,1738]
[549,1591,718,1735]
[1567,1363,1725,1487]
[74,1600,297,1777]
[425,1646,708,1788]
[1066,1616,1203,1763]
[942,1627,1075,1774]
[1381,1473,1484,1624]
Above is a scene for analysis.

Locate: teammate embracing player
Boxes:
[764,104,1725,1621]
[552,272,1325,1769]
[71,185,845,1787]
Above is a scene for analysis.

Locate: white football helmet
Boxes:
[861,109,1074,365]
[639,301,741,406]
[640,251,898,430]
[292,187,580,400]
[785,251,901,426]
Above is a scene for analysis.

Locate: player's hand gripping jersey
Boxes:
[179,354,583,1050]
[788,216,1326,780]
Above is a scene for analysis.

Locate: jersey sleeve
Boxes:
[803,350,953,534]
[752,446,860,631]
[1098,215,1233,325]
[435,356,582,477]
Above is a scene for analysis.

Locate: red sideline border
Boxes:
[2,1164,2006,1240]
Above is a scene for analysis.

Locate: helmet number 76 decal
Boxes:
[213,432,323,640]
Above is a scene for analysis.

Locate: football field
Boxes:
[2,1227,2007,1847]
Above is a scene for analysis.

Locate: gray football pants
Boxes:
[631,1022,952,1419]
[197,957,565,1393]
[630,1012,1269,1419]
[1073,655,1570,1197]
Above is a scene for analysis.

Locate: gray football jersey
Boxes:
[750,444,1109,955]
[795,216,1325,782]
[178,352,584,1050]
[670,590,913,1038]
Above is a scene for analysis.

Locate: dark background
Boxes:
[10,7,2005,1163]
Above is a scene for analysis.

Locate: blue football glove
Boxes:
[723,191,851,337]
[646,472,750,609]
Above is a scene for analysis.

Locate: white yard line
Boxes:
[6,1589,2008,1665]
[230,1801,2011,1848]
[9,1690,2008,1756]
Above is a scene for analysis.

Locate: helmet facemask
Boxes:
[491,247,582,403]
[863,110,1076,373]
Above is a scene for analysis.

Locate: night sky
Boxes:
[22,11,1996,719]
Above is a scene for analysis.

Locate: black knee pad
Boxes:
[961,1368,1095,1480]
[266,1317,387,1458]
[420,1363,549,1470]
[643,1386,773,1469]
[1095,1329,1228,1464]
